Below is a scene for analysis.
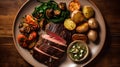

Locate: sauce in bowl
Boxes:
[67,40,89,62]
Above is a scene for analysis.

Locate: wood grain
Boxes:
[0,0,120,67]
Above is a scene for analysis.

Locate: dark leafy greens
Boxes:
[32,0,70,23]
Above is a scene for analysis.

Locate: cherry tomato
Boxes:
[28,31,37,41]
[18,34,26,43]
[17,34,28,48]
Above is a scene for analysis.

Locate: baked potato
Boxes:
[88,18,98,29]
[64,18,76,30]
[88,30,97,42]
[76,22,89,33]
[83,6,94,19]
[71,10,84,23]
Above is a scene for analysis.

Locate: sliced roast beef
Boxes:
[42,33,67,46]
[39,44,64,58]
[33,47,50,65]
[36,35,67,50]
[47,40,66,50]
[33,23,72,67]
[40,38,65,52]
[33,47,60,66]
[45,22,73,45]
[46,30,66,45]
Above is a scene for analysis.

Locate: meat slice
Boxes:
[46,30,66,45]
[33,48,50,65]
[36,36,67,50]
[48,41,66,50]
[39,43,65,58]
[45,22,73,44]
[33,47,60,66]
[41,33,66,47]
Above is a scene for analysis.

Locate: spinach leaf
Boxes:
[32,0,70,23]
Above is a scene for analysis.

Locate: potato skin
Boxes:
[88,30,97,42]
[64,18,76,30]
[76,23,89,33]
[88,18,98,29]
[83,6,94,19]
[71,10,84,24]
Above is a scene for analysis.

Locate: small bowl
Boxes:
[67,40,89,62]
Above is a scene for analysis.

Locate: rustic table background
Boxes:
[0,0,120,67]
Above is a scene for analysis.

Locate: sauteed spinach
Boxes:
[32,0,70,23]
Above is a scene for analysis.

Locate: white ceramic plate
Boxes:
[13,0,106,67]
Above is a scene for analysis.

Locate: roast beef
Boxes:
[35,35,67,50]
[39,43,65,58]
[33,23,73,67]
[33,46,60,66]
[45,23,73,44]
[47,40,66,50]
[33,31,67,67]
[41,33,66,46]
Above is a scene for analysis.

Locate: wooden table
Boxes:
[0,0,120,67]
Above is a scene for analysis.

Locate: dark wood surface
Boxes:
[0,0,120,67]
